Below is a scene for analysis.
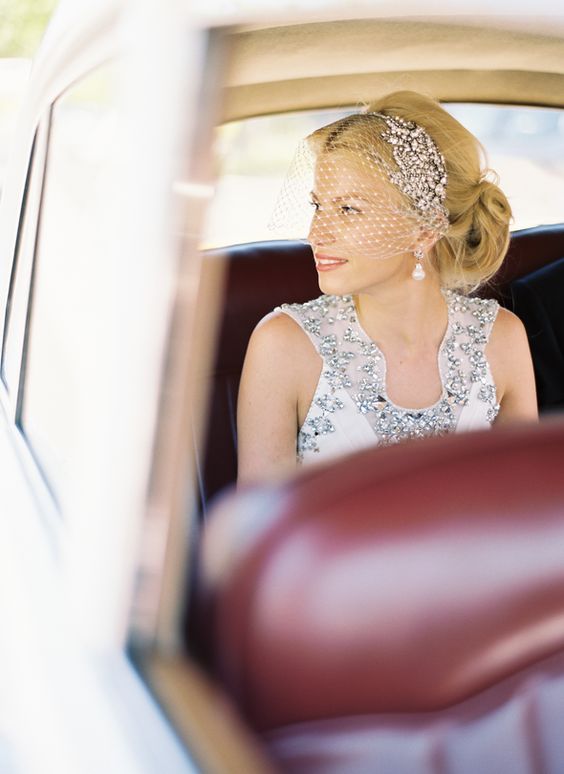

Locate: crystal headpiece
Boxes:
[377,113,448,224]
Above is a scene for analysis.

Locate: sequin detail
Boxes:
[279,291,499,462]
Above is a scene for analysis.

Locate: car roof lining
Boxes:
[220,19,564,121]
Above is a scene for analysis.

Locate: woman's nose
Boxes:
[308,211,336,246]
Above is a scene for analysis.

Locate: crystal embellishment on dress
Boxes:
[278,290,499,462]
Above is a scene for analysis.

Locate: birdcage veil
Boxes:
[268,111,450,261]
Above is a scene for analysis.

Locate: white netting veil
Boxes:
[268,112,450,261]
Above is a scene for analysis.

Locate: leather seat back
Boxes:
[201,420,564,773]
[194,241,319,515]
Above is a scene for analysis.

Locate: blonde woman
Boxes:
[237,91,538,484]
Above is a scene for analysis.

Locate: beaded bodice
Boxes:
[278,291,500,464]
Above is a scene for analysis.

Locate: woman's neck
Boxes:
[354,279,448,350]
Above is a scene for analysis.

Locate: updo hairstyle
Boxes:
[313,90,513,292]
[367,91,512,291]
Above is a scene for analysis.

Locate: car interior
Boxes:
[174,14,564,773]
[186,238,564,771]
[6,7,563,773]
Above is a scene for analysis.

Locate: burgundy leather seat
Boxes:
[195,224,564,512]
[200,419,564,773]
[194,241,319,515]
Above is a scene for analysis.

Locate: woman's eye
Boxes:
[341,205,361,215]
[309,200,320,210]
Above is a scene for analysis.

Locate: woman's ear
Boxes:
[413,226,441,253]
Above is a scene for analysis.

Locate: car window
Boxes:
[18,62,123,511]
[446,104,564,232]
[201,109,346,248]
[202,104,564,249]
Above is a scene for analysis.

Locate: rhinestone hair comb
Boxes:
[378,114,449,221]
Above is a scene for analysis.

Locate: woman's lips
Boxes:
[315,255,349,272]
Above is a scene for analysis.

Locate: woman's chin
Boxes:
[317,270,355,296]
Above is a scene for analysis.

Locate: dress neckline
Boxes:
[351,288,453,413]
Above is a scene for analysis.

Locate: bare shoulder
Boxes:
[490,305,528,341]
[487,306,529,362]
[240,308,320,398]
[252,308,311,342]
[237,308,321,483]
[246,308,318,364]
[487,305,538,419]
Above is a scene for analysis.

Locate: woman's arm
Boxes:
[237,312,308,486]
[489,307,538,424]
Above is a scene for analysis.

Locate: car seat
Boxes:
[198,419,564,774]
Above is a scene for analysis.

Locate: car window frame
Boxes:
[0,115,50,420]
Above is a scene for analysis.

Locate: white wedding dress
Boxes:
[277,290,500,466]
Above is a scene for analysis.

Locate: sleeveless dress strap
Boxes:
[275,303,320,351]
[447,292,500,427]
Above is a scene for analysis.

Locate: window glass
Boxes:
[20,62,124,510]
[202,110,344,248]
[445,104,564,231]
[203,104,564,248]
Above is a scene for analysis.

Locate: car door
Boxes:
[0,2,230,771]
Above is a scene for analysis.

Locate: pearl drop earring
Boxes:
[412,248,426,281]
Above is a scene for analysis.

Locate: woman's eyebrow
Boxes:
[333,194,370,202]
[310,191,371,204]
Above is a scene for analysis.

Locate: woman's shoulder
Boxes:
[248,308,305,352]
[488,306,537,417]
[248,297,332,355]
[247,293,352,365]
[241,303,323,399]
[488,305,529,350]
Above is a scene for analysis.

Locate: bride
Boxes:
[237,91,538,484]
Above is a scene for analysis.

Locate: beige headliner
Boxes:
[221,18,564,121]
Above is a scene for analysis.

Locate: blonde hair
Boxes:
[313,91,512,292]
[366,91,512,291]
